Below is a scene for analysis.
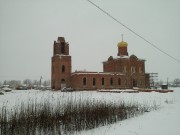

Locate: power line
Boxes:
[86,0,180,63]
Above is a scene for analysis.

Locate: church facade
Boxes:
[51,37,150,90]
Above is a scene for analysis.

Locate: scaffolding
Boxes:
[149,73,158,88]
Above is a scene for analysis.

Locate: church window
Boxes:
[102,78,105,85]
[62,65,65,73]
[110,78,113,86]
[131,67,135,73]
[83,77,86,86]
[61,79,65,83]
[118,78,121,85]
[93,78,96,86]
[61,42,65,54]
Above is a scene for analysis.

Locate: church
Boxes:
[51,36,150,90]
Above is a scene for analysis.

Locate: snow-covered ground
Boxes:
[0,88,180,135]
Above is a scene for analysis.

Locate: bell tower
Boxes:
[51,37,71,90]
[117,35,128,56]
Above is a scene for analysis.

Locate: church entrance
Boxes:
[61,79,66,89]
[133,79,137,87]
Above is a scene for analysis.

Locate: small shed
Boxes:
[161,84,168,89]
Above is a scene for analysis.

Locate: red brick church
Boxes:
[51,36,150,90]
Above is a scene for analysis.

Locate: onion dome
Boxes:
[117,34,128,47]
[117,41,128,47]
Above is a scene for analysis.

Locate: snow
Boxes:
[1,87,12,91]
[54,54,71,59]
[114,55,130,59]
[78,88,180,135]
[0,87,180,135]
[71,72,125,75]
[78,104,180,135]
[98,89,139,93]
[107,55,146,61]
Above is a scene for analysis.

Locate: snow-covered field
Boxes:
[0,88,180,135]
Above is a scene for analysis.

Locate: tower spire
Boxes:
[117,34,128,56]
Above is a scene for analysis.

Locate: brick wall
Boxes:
[70,72,131,90]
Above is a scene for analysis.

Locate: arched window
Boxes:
[102,78,105,85]
[61,79,65,83]
[83,77,86,86]
[62,65,65,73]
[118,78,121,85]
[93,78,96,86]
[133,79,137,87]
[110,78,113,86]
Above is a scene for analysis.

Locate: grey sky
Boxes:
[0,0,180,83]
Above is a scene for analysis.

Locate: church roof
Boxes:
[103,55,145,63]
[71,71,125,76]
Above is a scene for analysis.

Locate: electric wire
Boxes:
[86,0,180,63]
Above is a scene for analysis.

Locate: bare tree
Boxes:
[33,80,39,86]
[43,80,51,87]
[39,76,43,87]
[3,80,9,85]
[173,78,180,86]
[9,80,21,88]
[23,79,32,86]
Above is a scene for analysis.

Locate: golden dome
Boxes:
[117,34,128,47]
[117,41,128,47]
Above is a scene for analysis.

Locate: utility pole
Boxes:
[39,76,43,88]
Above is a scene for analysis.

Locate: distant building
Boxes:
[51,36,150,90]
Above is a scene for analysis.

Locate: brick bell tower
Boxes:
[51,37,71,90]
[117,35,128,56]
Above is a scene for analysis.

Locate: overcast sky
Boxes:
[0,0,180,83]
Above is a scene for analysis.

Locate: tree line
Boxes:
[0,79,51,88]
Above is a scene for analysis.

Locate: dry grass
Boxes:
[0,95,159,135]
